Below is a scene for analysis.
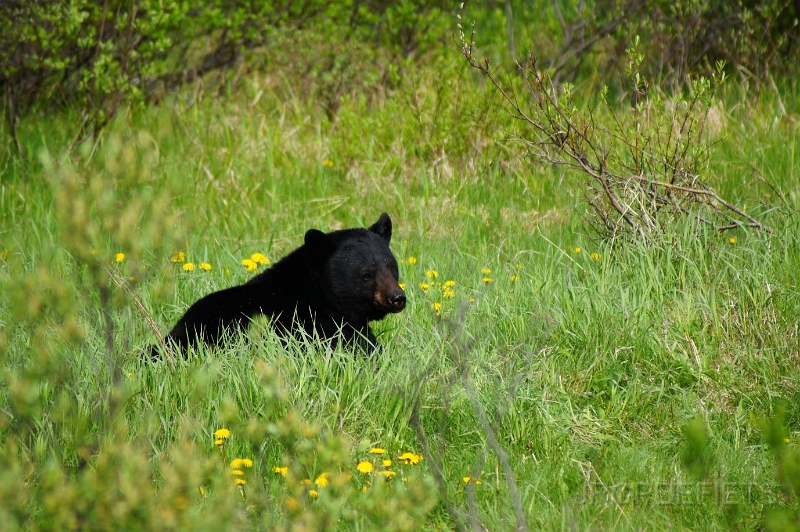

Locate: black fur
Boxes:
[152,213,406,357]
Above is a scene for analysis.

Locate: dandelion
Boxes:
[231,458,253,468]
[444,280,455,287]
[574,247,581,253]
[431,302,442,316]
[419,282,430,291]
[214,428,231,440]
[356,461,374,473]
[300,478,312,486]
[482,277,493,284]
[728,237,736,245]
[199,262,212,271]
[426,269,439,279]
[481,267,491,275]
[322,159,334,167]
[235,478,246,486]
[251,253,270,265]
[462,477,482,485]
[378,470,396,478]
[784,437,790,444]
[383,459,392,468]
[510,275,518,282]
[232,469,245,476]
[407,256,417,265]
[443,287,454,298]
[115,252,125,263]
[171,251,186,263]
[309,489,319,498]
[398,452,423,465]
[590,252,600,261]
[183,262,195,272]
[399,282,406,290]
[369,447,386,455]
[242,258,257,272]
[273,466,288,476]
[314,473,329,487]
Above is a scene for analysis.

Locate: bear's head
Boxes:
[304,213,406,321]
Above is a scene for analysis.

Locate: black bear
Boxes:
[153,213,406,357]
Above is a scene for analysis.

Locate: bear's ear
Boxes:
[368,213,392,244]
[304,228,330,250]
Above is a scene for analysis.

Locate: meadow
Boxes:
[1,16,800,530]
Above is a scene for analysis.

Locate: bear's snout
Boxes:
[387,290,406,311]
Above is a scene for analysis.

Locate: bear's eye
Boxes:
[362,272,374,281]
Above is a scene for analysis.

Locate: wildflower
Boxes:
[398,452,423,465]
[231,458,253,468]
[383,459,392,468]
[378,470,396,478]
[251,253,270,265]
[273,466,288,476]
[309,489,319,498]
[300,478,312,486]
[356,461,374,473]
[728,237,736,245]
[432,302,442,316]
[198,486,207,497]
[322,159,334,167]
[419,282,430,291]
[590,252,600,261]
[481,267,491,275]
[426,269,439,279]
[183,262,195,272]
[510,275,518,282]
[214,428,231,440]
[399,282,406,290]
[784,437,791,444]
[482,277,493,284]
[407,256,417,265]
[462,477,482,485]
[315,473,329,487]
[444,280,455,287]
[115,252,125,263]
[199,262,212,271]
[235,478,246,486]
[232,469,245,476]
[574,247,581,253]
[171,251,186,263]
[242,258,257,272]
[442,287,454,298]
[369,447,386,455]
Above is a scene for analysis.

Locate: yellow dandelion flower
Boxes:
[469,297,475,303]
[378,470,396,478]
[356,461,374,473]
[574,247,581,253]
[235,478,246,486]
[383,459,393,467]
[515,263,521,269]
[481,267,491,275]
[443,288,454,298]
[300,478,312,486]
[171,251,186,263]
[315,473,329,487]
[407,256,417,265]
[183,262,195,272]
[214,428,231,440]
[369,447,385,455]
[214,439,224,446]
[419,282,430,291]
[399,282,406,290]
[784,437,790,444]
[590,252,600,261]
[309,489,319,498]
[431,302,442,316]
[444,280,455,287]
[231,458,253,468]
[482,277,493,284]
[232,469,245,476]
[273,466,288,476]
[728,237,736,245]
[462,477,482,485]
[398,452,423,465]
[510,275,518,282]
[322,159,334,167]
[426,269,439,278]
[242,258,257,272]
[251,253,270,265]
[115,252,125,263]
[199,262,212,271]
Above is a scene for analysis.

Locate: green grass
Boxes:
[1,62,799,531]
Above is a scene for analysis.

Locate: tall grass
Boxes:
[0,60,799,530]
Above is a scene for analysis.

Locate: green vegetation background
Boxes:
[0,1,799,530]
